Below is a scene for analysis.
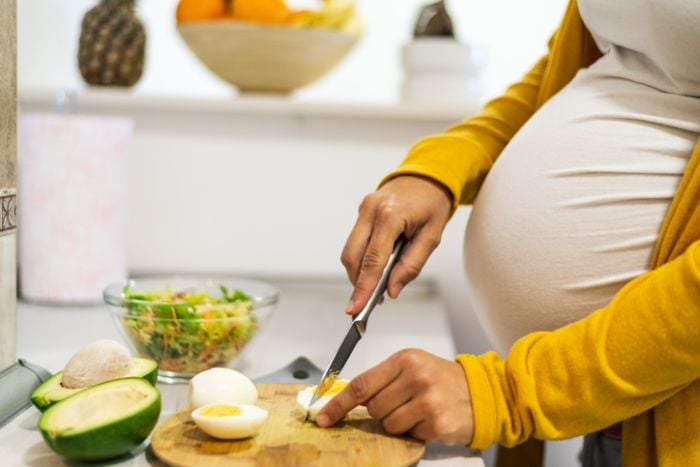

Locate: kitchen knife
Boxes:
[304,234,409,422]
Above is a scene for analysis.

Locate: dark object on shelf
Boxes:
[78,0,146,87]
[414,1,455,38]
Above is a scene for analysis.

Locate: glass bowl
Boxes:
[104,276,279,383]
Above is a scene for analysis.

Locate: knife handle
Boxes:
[353,234,409,333]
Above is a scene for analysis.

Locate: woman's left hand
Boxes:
[316,349,475,446]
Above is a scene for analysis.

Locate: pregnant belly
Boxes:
[464,67,699,352]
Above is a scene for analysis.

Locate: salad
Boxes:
[119,284,257,374]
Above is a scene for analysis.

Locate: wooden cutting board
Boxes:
[151,384,425,467]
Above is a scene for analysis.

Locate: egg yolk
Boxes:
[321,380,349,396]
[199,405,242,417]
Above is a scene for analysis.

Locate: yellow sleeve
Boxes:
[457,240,700,449]
[380,50,550,209]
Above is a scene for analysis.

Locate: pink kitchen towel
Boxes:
[18,113,132,304]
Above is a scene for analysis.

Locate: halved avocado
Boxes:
[31,357,158,412]
[39,377,161,462]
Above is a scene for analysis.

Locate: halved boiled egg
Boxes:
[189,368,258,411]
[296,379,350,423]
[191,403,269,439]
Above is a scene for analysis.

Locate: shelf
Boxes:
[19,87,478,123]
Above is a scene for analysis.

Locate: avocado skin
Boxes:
[31,358,158,412]
[140,361,158,385]
[39,378,161,462]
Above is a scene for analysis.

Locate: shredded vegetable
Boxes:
[119,284,256,374]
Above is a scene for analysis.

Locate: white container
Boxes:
[402,72,483,106]
[401,38,486,104]
[18,113,132,304]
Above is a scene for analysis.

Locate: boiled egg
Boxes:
[191,403,269,440]
[189,368,257,410]
[296,379,350,423]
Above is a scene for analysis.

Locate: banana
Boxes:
[292,0,362,35]
[337,11,363,35]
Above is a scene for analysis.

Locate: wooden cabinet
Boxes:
[0,0,17,370]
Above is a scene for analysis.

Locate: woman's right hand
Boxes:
[342,175,453,315]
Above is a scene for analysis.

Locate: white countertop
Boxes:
[1,279,484,467]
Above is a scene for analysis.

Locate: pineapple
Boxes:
[78,0,146,87]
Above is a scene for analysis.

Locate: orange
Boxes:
[176,0,227,24]
[231,0,294,24]
[287,9,313,25]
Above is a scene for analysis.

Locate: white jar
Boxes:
[401,38,486,104]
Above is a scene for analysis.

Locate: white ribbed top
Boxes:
[579,0,700,96]
[463,1,700,352]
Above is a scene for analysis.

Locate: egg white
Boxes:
[191,403,269,440]
[296,379,350,423]
[189,367,258,411]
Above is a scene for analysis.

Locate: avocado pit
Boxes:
[61,340,135,389]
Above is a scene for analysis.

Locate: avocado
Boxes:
[31,357,158,412]
[39,378,161,462]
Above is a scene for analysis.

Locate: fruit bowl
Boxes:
[178,21,358,93]
[104,276,279,383]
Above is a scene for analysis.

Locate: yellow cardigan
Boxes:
[383,1,700,466]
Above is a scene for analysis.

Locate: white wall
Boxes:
[18,0,568,102]
[19,94,583,466]
[17,0,570,352]
[18,1,583,465]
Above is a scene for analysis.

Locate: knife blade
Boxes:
[304,234,408,422]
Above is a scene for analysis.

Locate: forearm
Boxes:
[459,240,700,449]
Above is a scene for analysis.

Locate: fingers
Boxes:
[316,356,402,427]
[365,377,413,421]
[381,400,424,435]
[319,349,475,447]
[341,175,453,314]
[345,204,405,315]
[386,227,442,299]
[341,196,376,287]
[409,420,431,441]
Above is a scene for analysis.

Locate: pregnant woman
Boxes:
[317,1,700,466]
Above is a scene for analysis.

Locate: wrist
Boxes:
[382,174,454,211]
